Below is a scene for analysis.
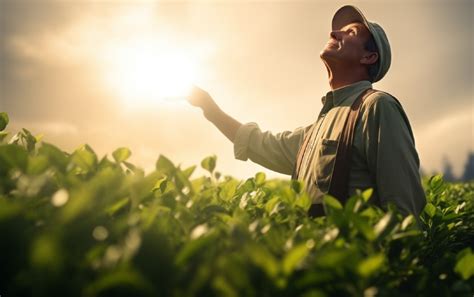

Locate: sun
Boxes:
[96,6,214,108]
[102,38,197,106]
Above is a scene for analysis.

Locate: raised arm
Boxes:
[187,86,242,143]
[187,85,310,175]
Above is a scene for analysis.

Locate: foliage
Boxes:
[0,114,473,297]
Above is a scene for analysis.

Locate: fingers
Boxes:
[190,85,208,98]
[187,85,205,107]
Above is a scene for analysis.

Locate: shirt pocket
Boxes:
[313,138,339,194]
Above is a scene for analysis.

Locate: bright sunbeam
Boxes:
[95,5,215,108]
[103,38,196,106]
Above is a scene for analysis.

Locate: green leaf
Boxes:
[428,174,446,196]
[282,243,309,276]
[27,155,49,175]
[401,215,415,231]
[70,144,98,173]
[357,253,385,277]
[0,112,9,131]
[112,147,131,163]
[182,165,196,179]
[455,248,474,280]
[152,177,168,193]
[255,172,266,186]
[201,155,216,174]
[60,167,121,222]
[374,213,394,239]
[20,128,37,152]
[291,179,303,194]
[219,179,238,201]
[123,160,145,176]
[97,155,116,170]
[105,197,130,216]
[424,203,437,218]
[38,142,69,171]
[7,129,36,151]
[429,174,444,189]
[175,168,193,193]
[391,230,421,240]
[344,195,361,214]
[35,133,44,143]
[352,215,376,241]
[323,195,343,210]
[359,207,378,219]
[361,188,373,202]
[265,197,280,214]
[156,155,175,175]
[237,178,255,194]
[295,193,311,211]
[0,144,28,174]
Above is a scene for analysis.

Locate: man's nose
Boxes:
[330,30,342,40]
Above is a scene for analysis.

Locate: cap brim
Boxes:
[332,5,369,31]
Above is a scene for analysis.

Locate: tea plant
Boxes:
[0,112,472,297]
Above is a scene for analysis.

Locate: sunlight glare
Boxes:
[104,39,196,106]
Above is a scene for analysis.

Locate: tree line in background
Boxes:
[429,152,474,182]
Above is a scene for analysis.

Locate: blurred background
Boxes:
[1,0,473,180]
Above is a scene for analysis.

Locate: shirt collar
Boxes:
[321,80,373,107]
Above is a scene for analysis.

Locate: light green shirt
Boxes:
[233,80,426,216]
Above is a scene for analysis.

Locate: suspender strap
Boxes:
[292,88,375,217]
[293,88,413,218]
[291,124,316,180]
[328,88,376,204]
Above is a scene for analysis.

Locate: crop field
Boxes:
[0,112,473,297]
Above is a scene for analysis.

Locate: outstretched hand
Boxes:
[187,85,218,113]
[186,85,241,142]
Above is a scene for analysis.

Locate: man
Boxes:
[187,5,426,217]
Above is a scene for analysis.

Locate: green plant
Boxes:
[0,112,472,297]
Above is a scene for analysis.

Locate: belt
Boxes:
[308,203,326,218]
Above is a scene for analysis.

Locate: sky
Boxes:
[1,0,473,180]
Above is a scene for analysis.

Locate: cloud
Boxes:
[10,120,79,136]
[417,105,473,176]
[2,2,163,66]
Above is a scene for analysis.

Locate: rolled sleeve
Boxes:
[233,122,309,175]
[234,122,259,161]
[363,94,426,216]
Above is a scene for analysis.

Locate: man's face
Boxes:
[320,22,372,67]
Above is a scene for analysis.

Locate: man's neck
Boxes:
[325,62,370,90]
[329,77,366,90]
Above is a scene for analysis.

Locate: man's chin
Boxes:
[320,49,336,61]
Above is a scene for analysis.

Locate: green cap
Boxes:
[332,5,391,82]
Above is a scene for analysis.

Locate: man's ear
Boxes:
[360,52,378,65]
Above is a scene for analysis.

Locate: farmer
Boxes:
[187,5,426,218]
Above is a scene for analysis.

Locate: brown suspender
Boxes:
[292,88,376,216]
[328,88,376,204]
[291,123,316,180]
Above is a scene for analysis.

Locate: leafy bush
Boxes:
[0,112,473,297]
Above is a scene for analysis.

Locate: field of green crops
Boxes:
[0,112,473,297]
